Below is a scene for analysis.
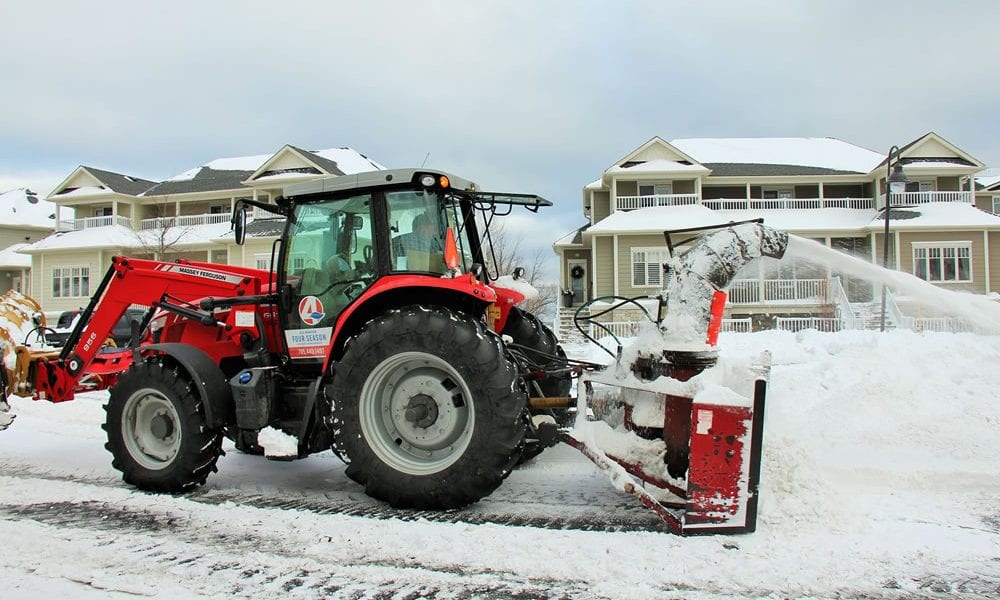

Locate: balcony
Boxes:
[617,194,699,210]
[60,215,133,231]
[702,197,874,210]
[728,278,829,305]
[879,190,972,208]
[140,213,231,230]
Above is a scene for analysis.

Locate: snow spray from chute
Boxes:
[568,221,786,535]
[786,235,1000,333]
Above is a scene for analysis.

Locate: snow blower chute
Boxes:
[565,219,788,535]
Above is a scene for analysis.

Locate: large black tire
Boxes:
[501,307,572,398]
[103,358,223,492]
[331,305,527,509]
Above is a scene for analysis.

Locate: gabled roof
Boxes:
[975,167,1000,191]
[0,188,58,228]
[49,166,158,199]
[142,167,258,197]
[553,223,590,248]
[605,137,703,174]
[877,132,984,170]
[702,163,865,177]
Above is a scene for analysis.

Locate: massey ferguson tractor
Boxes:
[0,168,786,535]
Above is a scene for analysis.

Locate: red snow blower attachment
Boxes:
[566,219,788,535]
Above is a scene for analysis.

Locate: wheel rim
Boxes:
[121,387,182,470]
[359,351,475,475]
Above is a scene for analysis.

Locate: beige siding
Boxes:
[937,176,959,192]
[35,250,104,313]
[899,231,986,293]
[616,181,637,196]
[0,226,50,247]
[702,186,746,199]
[794,184,819,197]
[975,194,997,214]
[673,180,695,194]
[617,234,669,298]
[592,192,610,223]
[180,200,231,216]
[594,236,613,297]
[823,184,865,198]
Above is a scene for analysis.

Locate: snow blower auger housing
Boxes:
[567,220,788,535]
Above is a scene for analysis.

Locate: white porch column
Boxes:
[745,183,751,207]
[695,177,702,204]
[591,235,598,298]
[611,178,617,214]
[612,235,619,297]
[818,182,825,208]
[984,230,991,294]
[174,199,181,217]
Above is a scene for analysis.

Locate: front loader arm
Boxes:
[32,256,260,403]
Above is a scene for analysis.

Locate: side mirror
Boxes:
[233,207,247,245]
[512,266,525,280]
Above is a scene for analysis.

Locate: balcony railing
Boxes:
[879,190,972,208]
[617,194,699,210]
[775,317,842,333]
[62,215,133,231]
[728,278,829,305]
[140,213,232,230]
[702,197,874,210]
[589,317,751,339]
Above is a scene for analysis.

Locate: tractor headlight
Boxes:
[420,174,436,187]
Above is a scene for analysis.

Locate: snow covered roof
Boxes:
[20,222,232,253]
[976,167,1000,191]
[0,188,58,229]
[585,203,1000,237]
[671,137,886,174]
[0,243,31,268]
[144,146,384,197]
[80,166,158,195]
[552,224,589,247]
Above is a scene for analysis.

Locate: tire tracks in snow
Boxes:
[0,462,669,533]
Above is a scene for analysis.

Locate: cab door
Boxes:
[280,193,374,362]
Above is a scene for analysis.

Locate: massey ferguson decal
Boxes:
[285,327,332,359]
[298,296,325,326]
[156,264,246,285]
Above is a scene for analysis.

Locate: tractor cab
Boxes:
[232,169,550,365]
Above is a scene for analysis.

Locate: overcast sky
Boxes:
[2,1,998,278]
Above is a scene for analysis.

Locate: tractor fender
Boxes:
[142,343,234,429]
[325,283,492,367]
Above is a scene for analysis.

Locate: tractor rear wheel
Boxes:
[104,358,223,492]
[332,305,526,509]
[501,307,572,399]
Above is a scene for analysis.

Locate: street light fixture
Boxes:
[879,145,908,332]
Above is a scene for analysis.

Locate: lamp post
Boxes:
[879,145,909,332]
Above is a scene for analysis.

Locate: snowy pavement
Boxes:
[1,329,999,598]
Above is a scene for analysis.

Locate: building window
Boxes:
[638,183,672,197]
[209,203,229,214]
[52,266,90,298]
[913,243,971,282]
[762,187,793,200]
[94,207,113,217]
[992,196,1000,215]
[631,247,670,287]
[254,254,270,270]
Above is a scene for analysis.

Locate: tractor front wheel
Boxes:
[104,358,223,492]
[332,306,526,509]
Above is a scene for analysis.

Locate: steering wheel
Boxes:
[315,277,371,300]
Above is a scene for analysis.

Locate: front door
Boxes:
[567,259,587,305]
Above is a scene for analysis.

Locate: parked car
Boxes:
[45,308,146,348]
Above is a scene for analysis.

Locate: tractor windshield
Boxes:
[386,189,475,275]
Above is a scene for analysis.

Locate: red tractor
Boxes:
[6,169,571,509]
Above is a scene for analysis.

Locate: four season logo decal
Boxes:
[298,296,325,326]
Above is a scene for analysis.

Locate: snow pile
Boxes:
[256,426,299,458]
[491,274,540,301]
